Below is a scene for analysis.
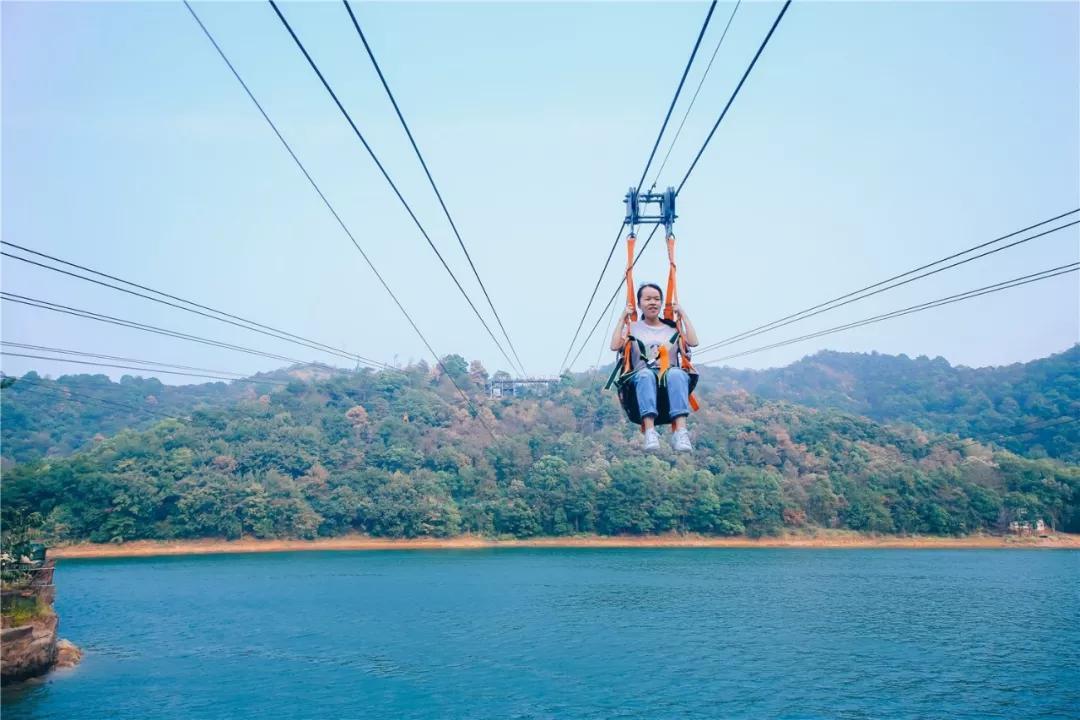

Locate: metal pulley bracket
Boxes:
[624,186,677,235]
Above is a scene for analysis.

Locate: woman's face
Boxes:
[639,287,662,321]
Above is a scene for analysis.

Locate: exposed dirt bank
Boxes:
[50,532,1080,559]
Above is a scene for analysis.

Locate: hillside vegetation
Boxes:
[2,352,1077,544]
[705,345,1080,462]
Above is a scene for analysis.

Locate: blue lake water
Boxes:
[2,549,1078,719]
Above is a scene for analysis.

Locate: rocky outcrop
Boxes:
[55,638,83,668]
[1,558,79,685]
[1,612,58,684]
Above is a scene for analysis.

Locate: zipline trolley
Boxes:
[606,186,700,428]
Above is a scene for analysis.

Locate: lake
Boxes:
[3,549,1078,719]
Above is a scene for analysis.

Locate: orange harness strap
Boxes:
[657,345,671,379]
[622,233,637,375]
[663,234,678,322]
[663,232,701,412]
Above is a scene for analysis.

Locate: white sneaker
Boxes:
[643,428,661,452]
[671,429,693,453]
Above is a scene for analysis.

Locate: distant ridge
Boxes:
[700,345,1080,462]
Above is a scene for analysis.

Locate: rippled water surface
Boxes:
[3,549,1078,719]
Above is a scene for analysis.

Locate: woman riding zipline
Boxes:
[605,190,701,449]
[610,282,699,452]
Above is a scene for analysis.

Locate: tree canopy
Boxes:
[2,349,1077,544]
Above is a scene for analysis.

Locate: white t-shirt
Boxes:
[629,320,679,368]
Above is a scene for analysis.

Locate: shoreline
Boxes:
[50,532,1080,559]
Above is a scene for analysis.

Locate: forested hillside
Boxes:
[0,372,244,463]
[0,366,334,464]
[2,354,1077,544]
[703,345,1080,462]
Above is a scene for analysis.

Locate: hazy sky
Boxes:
[2,1,1078,384]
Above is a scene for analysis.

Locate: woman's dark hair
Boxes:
[637,282,663,305]
[636,282,676,327]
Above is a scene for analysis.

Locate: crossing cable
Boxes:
[184,1,497,436]
[558,223,627,374]
[912,416,1080,454]
[266,0,522,378]
[649,0,743,191]
[571,211,1079,371]
[676,0,792,194]
[559,1,719,372]
[341,0,526,376]
[1,375,184,422]
[697,262,1079,364]
[1,351,294,386]
[1,292,329,368]
[993,415,1079,437]
[696,211,1080,354]
[0,342,292,385]
[939,419,1080,457]
[999,416,1079,437]
[1,243,390,370]
[3,241,387,369]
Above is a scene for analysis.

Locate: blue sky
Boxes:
[2,1,1078,383]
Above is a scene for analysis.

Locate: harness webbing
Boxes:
[622,233,637,375]
[663,233,678,322]
[663,232,700,411]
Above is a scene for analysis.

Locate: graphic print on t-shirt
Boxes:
[630,321,676,368]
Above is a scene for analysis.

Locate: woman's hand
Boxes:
[611,306,636,350]
[674,303,699,346]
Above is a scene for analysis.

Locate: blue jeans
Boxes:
[632,367,690,420]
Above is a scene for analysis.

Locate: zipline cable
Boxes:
[649,0,742,190]
[558,221,627,373]
[2,292,326,368]
[912,416,1078,454]
[565,224,662,372]
[184,1,498,435]
[1,245,390,370]
[1,375,185,422]
[594,301,621,372]
[566,0,792,371]
[2,239,389,368]
[1,352,293,386]
[267,0,521,378]
[0,342,292,385]
[696,212,1080,353]
[994,415,1079,436]
[676,0,792,194]
[999,416,1079,436]
[698,263,1079,364]
[559,1,719,372]
[341,0,527,375]
[636,0,718,193]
